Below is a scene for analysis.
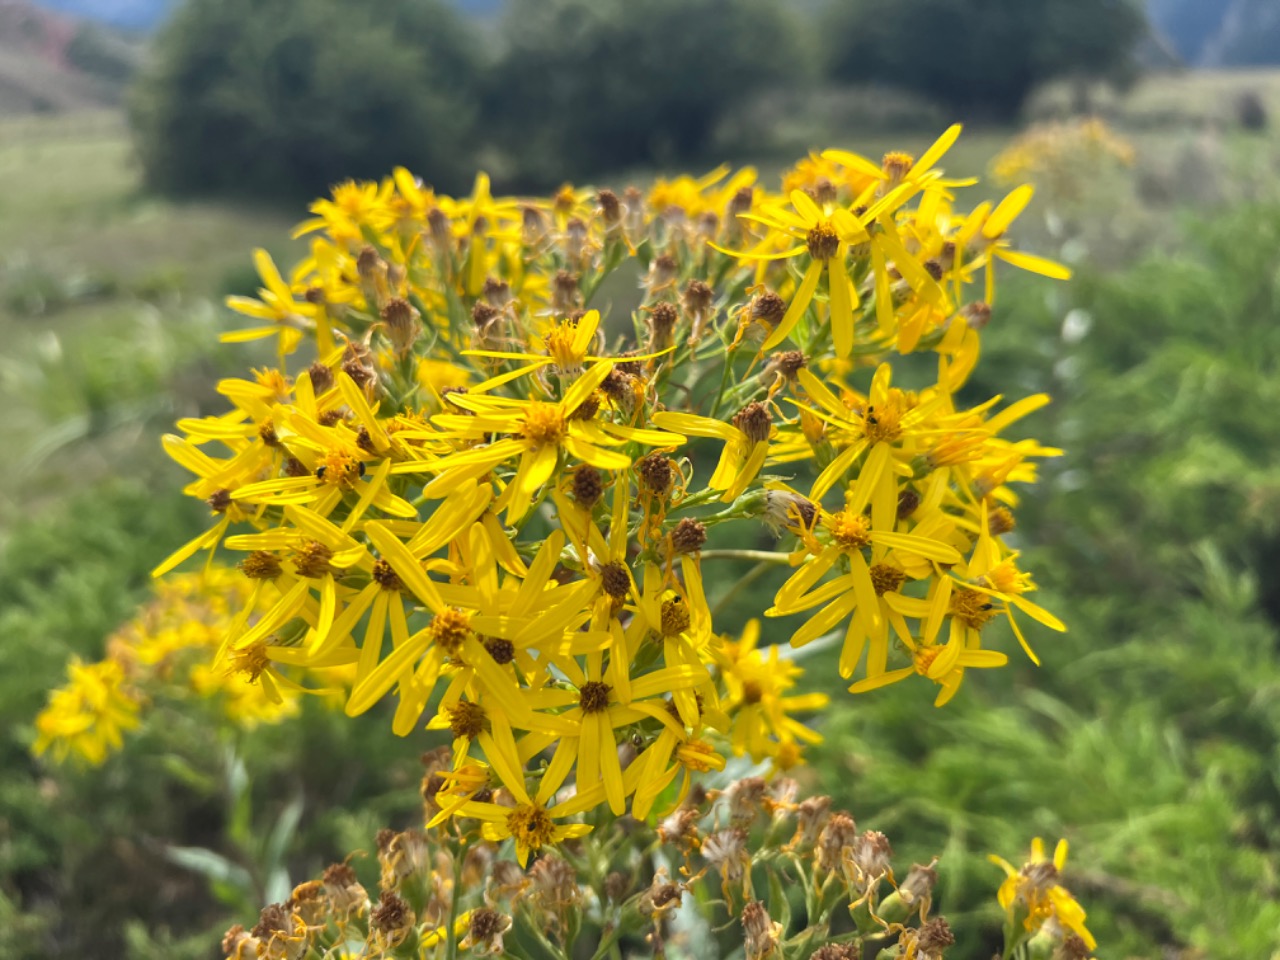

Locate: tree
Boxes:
[129,0,483,202]
[823,0,1147,120]
[485,0,805,187]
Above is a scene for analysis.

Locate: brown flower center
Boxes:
[578,680,612,714]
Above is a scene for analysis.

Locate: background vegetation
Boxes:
[4,0,1280,957]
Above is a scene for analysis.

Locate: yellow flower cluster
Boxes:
[33,567,341,765]
[992,117,1136,197]
[151,127,1067,862]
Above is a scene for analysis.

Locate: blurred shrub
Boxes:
[822,0,1146,120]
[1238,90,1269,131]
[129,0,483,203]
[486,0,805,185]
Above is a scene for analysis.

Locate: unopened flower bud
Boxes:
[380,297,420,355]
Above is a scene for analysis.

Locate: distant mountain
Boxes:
[1147,0,1280,66]
[33,0,503,31]
[0,0,141,113]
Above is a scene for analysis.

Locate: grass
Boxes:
[0,112,294,527]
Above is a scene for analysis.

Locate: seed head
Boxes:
[882,151,915,184]
[482,277,512,307]
[764,350,807,383]
[472,301,501,330]
[599,561,631,600]
[729,186,754,218]
[372,559,403,591]
[897,489,921,520]
[306,361,334,394]
[571,465,604,507]
[817,812,857,874]
[916,917,955,954]
[734,402,773,444]
[637,453,676,497]
[751,291,787,326]
[552,270,581,311]
[341,341,377,389]
[647,301,679,349]
[682,279,714,315]
[484,637,515,665]
[464,908,512,955]
[292,540,335,578]
[671,518,707,555]
[806,223,840,261]
[370,890,414,937]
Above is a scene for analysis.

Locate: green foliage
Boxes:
[823,0,1147,119]
[489,0,803,185]
[808,201,1280,957]
[129,0,483,202]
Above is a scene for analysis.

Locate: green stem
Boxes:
[699,549,791,564]
[709,343,741,419]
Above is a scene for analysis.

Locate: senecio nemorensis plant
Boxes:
[53,126,1101,959]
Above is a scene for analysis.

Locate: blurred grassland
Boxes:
[3,67,1280,958]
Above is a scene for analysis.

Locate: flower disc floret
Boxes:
[661,597,692,637]
[578,681,612,714]
[806,223,840,261]
[428,609,473,655]
[950,588,996,630]
[521,403,568,446]
[827,511,872,551]
[507,803,556,853]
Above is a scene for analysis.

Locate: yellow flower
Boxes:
[714,188,868,358]
[222,248,319,353]
[848,577,1008,706]
[770,443,961,674]
[990,837,1097,951]
[33,658,140,766]
[429,362,684,522]
[957,184,1072,305]
[717,620,828,766]
[652,401,774,503]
